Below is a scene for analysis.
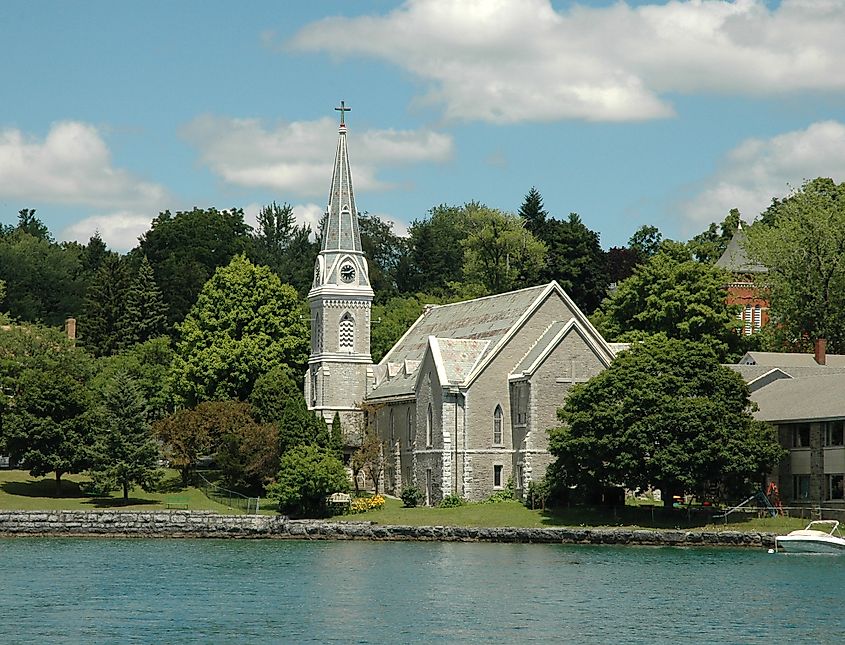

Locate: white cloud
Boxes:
[181,115,453,196]
[287,0,845,123]
[60,211,155,251]
[0,121,169,209]
[681,120,845,226]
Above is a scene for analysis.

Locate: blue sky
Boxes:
[2,0,844,251]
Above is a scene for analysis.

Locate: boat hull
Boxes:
[776,536,845,554]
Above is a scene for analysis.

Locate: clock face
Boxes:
[340,263,356,283]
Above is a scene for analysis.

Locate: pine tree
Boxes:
[118,255,168,349]
[331,412,344,459]
[519,187,548,235]
[89,371,162,501]
[81,255,131,356]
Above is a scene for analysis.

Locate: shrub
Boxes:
[266,445,349,517]
[350,494,385,514]
[484,476,515,503]
[400,486,424,508]
[439,493,465,508]
[524,476,551,510]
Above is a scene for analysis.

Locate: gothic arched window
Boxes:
[339,312,354,351]
[426,403,433,447]
[493,405,503,445]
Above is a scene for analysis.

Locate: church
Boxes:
[305,104,617,505]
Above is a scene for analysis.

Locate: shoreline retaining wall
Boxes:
[0,510,775,547]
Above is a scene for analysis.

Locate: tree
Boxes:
[92,337,174,422]
[352,429,387,494]
[540,213,608,313]
[277,395,329,456]
[398,205,471,295]
[745,178,845,353]
[80,254,131,357]
[370,294,440,362]
[519,186,548,234]
[216,417,279,491]
[593,241,739,360]
[330,412,343,460]
[250,201,318,297]
[89,372,162,501]
[688,209,742,264]
[606,246,640,284]
[168,255,309,406]
[0,323,96,492]
[249,365,301,424]
[628,225,663,260]
[267,445,349,517]
[549,337,784,507]
[461,203,546,294]
[15,209,51,241]
[358,213,406,301]
[82,232,111,274]
[137,207,252,325]
[153,400,255,486]
[0,227,87,326]
[117,255,168,348]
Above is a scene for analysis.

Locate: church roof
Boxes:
[380,283,550,367]
[431,337,490,385]
[714,223,767,274]
[739,351,845,367]
[513,320,569,374]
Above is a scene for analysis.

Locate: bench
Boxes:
[166,496,189,509]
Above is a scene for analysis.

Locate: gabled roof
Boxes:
[739,351,845,367]
[369,281,614,399]
[715,223,767,274]
[379,283,551,367]
[751,373,845,423]
[510,318,614,379]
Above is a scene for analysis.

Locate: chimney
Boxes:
[65,318,76,343]
[815,338,827,365]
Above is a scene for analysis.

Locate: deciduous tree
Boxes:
[549,337,784,507]
[267,445,349,517]
[745,178,845,353]
[168,255,309,406]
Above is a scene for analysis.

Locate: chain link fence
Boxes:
[196,473,261,514]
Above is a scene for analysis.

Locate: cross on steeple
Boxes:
[335,100,351,127]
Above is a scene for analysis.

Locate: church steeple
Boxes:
[311,101,371,293]
[306,102,374,425]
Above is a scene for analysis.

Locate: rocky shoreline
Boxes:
[0,510,776,547]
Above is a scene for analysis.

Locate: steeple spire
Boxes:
[322,100,362,253]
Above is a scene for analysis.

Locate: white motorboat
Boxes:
[775,520,845,554]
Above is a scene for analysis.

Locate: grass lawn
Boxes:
[0,469,238,513]
[332,497,809,533]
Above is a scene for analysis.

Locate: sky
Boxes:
[2,0,845,251]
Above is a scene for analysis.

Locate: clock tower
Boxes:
[305,102,374,436]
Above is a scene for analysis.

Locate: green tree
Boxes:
[117,255,169,348]
[277,395,329,456]
[541,213,608,313]
[250,201,318,297]
[745,178,845,353]
[519,186,548,233]
[92,337,174,422]
[89,371,162,501]
[216,417,279,491]
[137,207,252,325]
[628,225,663,260]
[549,337,784,507]
[0,227,87,326]
[688,209,742,264]
[15,208,51,241]
[593,242,738,360]
[606,246,640,284]
[168,255,309,406]
[462,203,546,294]
[249,365,301,424]
[0,323,96,492]
[267,445,349,517]
[399,205,470,295]
[330,412,343,460]
[359,212,406,301]
[80,254,131,357]
[370,294,441,362]
[82,232,112,274]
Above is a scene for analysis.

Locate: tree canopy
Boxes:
[549,337,784,506]
[593,241,739,360]
[745,178,845,353]
[168,255,309,406]
[267,445,349,517]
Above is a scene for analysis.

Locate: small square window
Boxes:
[493,464,503,489]
[792,424,810,448]
[828,474,844,500]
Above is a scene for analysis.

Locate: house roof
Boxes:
[714,223,767,274]
[751,373,845,423]
[739,351,845,367]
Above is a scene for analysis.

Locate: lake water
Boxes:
[0,538,841,644]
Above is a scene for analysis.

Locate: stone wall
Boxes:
[0,510,775,547]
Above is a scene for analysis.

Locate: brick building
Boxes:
[714,223,768,334]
